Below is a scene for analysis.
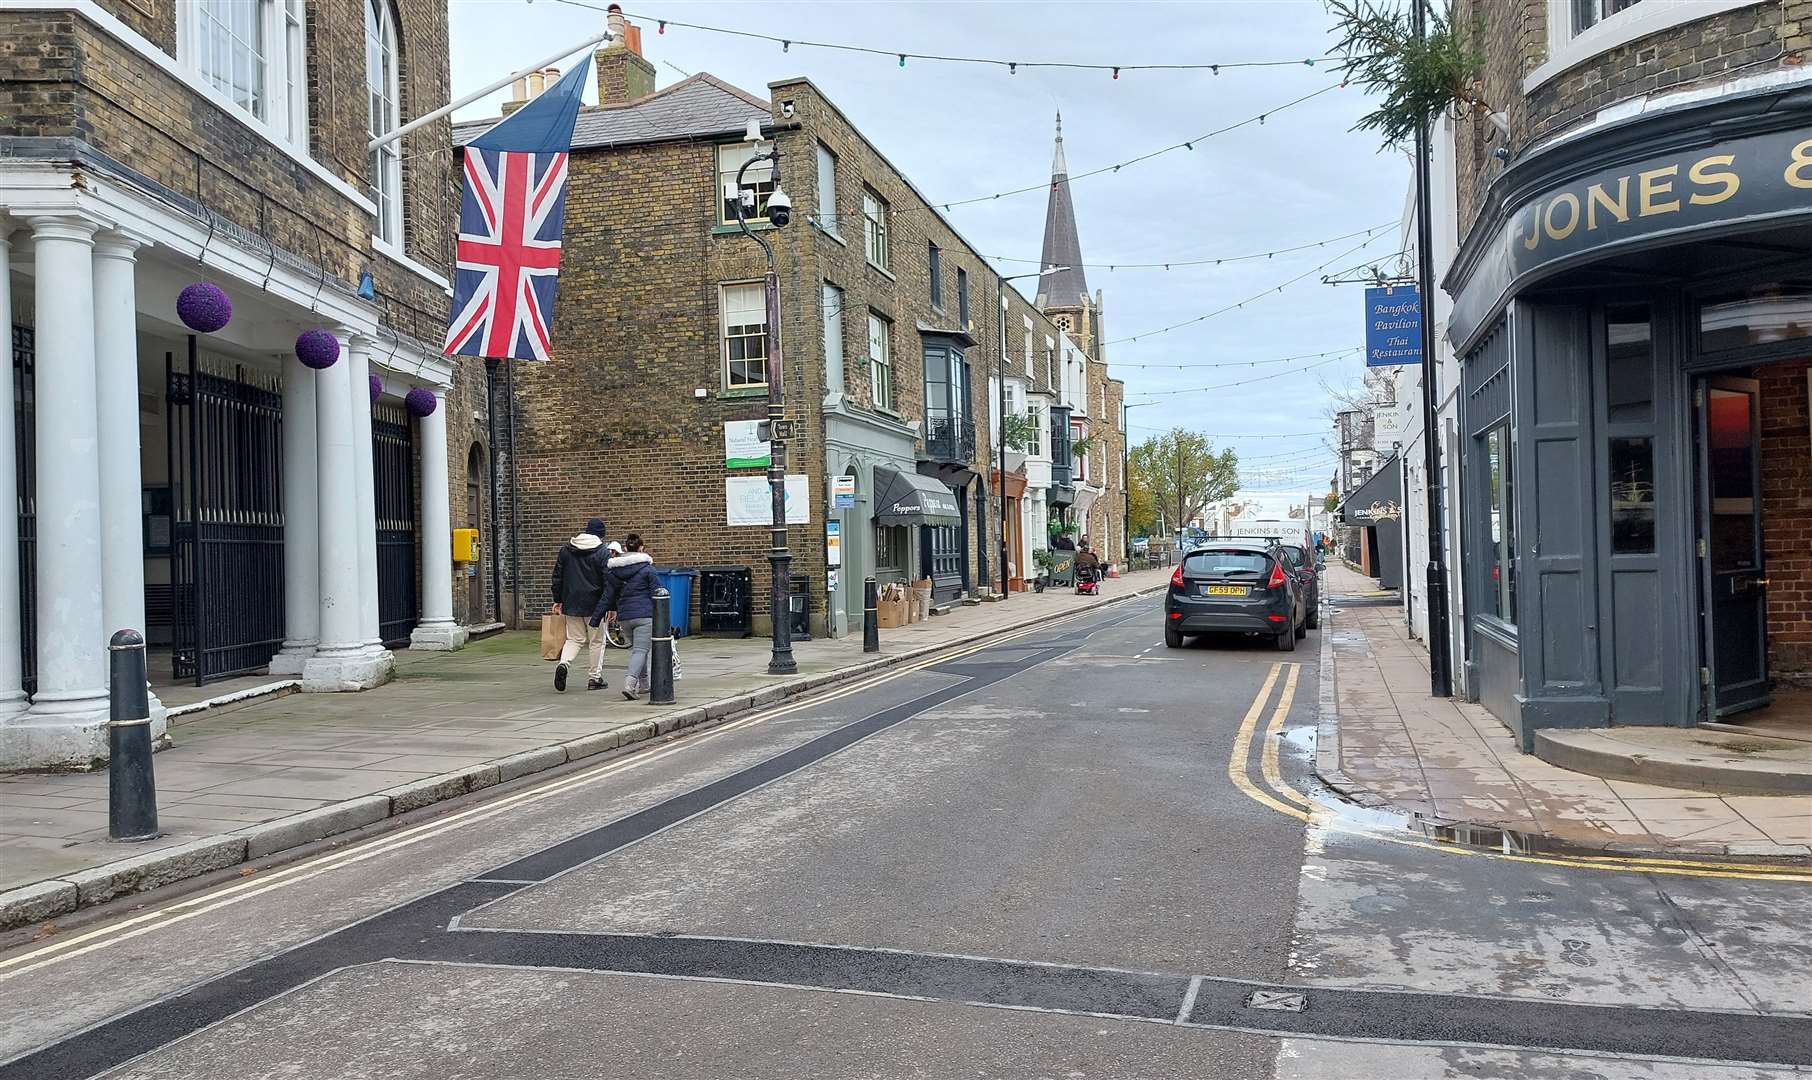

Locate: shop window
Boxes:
[719,144,775,226]
[875,524,909,575]
[1605,307,1653,423]
[1484,426,1517,624]
[1609,437,1656,554]
[1700,282,1812,353]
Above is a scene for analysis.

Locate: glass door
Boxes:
[1697,375,1770,716]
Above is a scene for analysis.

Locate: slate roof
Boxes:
[453,73,770,150]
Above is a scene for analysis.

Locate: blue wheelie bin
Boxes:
[653,568,697,638]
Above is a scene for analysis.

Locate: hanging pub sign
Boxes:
[1365,285,1422,367]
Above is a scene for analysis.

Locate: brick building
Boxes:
[1,0,487,768]
[465,13,1120,636]
[1432,0,1812,747]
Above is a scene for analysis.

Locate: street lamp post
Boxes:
[995,267,1068,600]
[1121,401,1155,564]
[732,130,798,675]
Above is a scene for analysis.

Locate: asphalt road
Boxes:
[1,596,1807,1079]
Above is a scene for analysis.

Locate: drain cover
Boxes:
[1246,990,1308,1012]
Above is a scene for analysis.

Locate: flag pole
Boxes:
[369,30,614,153]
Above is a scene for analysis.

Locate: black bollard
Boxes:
[107,629,159,842]
[649,588,675,705]
[862,577,879,653]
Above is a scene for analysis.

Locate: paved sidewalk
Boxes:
[0,570,1167,926]
[1317,564,1812,858]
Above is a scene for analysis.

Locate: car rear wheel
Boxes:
[1164,625,1184,648]
[1275,626,1296,652]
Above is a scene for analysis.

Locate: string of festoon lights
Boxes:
[554,2,1351,76]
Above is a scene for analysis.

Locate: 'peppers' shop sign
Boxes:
[1365,285,1422,366]
[1450,123,1812,347]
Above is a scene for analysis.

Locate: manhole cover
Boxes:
[1246,990,1308,1012]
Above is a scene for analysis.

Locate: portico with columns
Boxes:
[2,164,472,770]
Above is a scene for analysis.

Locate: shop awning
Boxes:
[1339,455,1404,527]
[873,468,961,526]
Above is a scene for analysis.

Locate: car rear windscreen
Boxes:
[1184,550,1269,576]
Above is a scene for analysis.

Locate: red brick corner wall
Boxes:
[1759,357,1812,683]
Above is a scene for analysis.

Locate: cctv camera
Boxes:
[766,187,792,227]
[1492,146,1511,161]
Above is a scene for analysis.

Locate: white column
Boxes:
[269,352,320,674]
[346,336,386,657]
[410,390,466,650]
[16,215,108,765]
[91,231,165,738]
[301,329,391,691]
[0,226,26,728]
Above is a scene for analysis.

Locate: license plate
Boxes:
[1204,585,1246,596]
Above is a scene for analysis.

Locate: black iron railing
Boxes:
[373,402,418,648]
[925,410,976,464]
[168,354,286,685]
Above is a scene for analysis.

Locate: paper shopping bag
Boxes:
[540,613,564,661]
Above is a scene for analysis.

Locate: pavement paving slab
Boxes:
[1317,564,1812,857]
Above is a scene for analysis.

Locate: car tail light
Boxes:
[1170,565,1185,588]
[1169,611,1182,620]
[1267,561,1288,589]
[1267,613,1287,622]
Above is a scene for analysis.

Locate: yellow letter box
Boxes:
[452,528,480,563]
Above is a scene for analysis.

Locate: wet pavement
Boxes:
[0,596,1807,1078]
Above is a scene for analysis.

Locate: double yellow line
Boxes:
[1228,662,1812,884]
[0,604,1121,981]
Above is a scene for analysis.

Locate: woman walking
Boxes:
[592,533,659,700]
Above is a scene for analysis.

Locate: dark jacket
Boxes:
[593,551,659,624]
[552,534,609,613]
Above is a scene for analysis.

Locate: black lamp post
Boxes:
[1410,0,1451,698]
[732,131,798,675]
[994,267,1068,599]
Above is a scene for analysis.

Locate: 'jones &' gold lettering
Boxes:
[1639,165,1680,215]
[1543,192,1581,240]
[1586,177,1629,230]
[1689,155,1739,205]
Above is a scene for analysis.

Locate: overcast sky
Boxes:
[448,0,1410,493]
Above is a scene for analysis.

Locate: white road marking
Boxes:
[1176,975,1203,1024]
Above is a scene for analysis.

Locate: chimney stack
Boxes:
[595,3,655,106]
[502,66,559,115]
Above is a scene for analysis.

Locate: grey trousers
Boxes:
[620,618,654,691]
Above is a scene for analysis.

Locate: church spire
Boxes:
[1036,110,1089,311]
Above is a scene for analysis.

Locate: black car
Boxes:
[1274,542,1321,630]
[1164,541,1306,651]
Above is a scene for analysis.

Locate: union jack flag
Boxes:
[445,59,590,362]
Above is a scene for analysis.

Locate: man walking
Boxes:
[551,517,610,692]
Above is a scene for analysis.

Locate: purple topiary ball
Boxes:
[177,283,232,333]
[295,329,340,370]
[369,374,383,403]
[405,387,438,418]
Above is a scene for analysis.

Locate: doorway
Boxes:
[1697,374,1770,718]
[466,443,487,622]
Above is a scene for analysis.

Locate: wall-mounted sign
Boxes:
[723,420,770,469]
[726,475,809,526]
[1365,286,1422,367]
[826,519,842,566]
[1450,123,1812,348]
[832,474,856,509]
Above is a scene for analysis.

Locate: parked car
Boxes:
[1274,542,1321,630]
[1164,541,1306,651]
